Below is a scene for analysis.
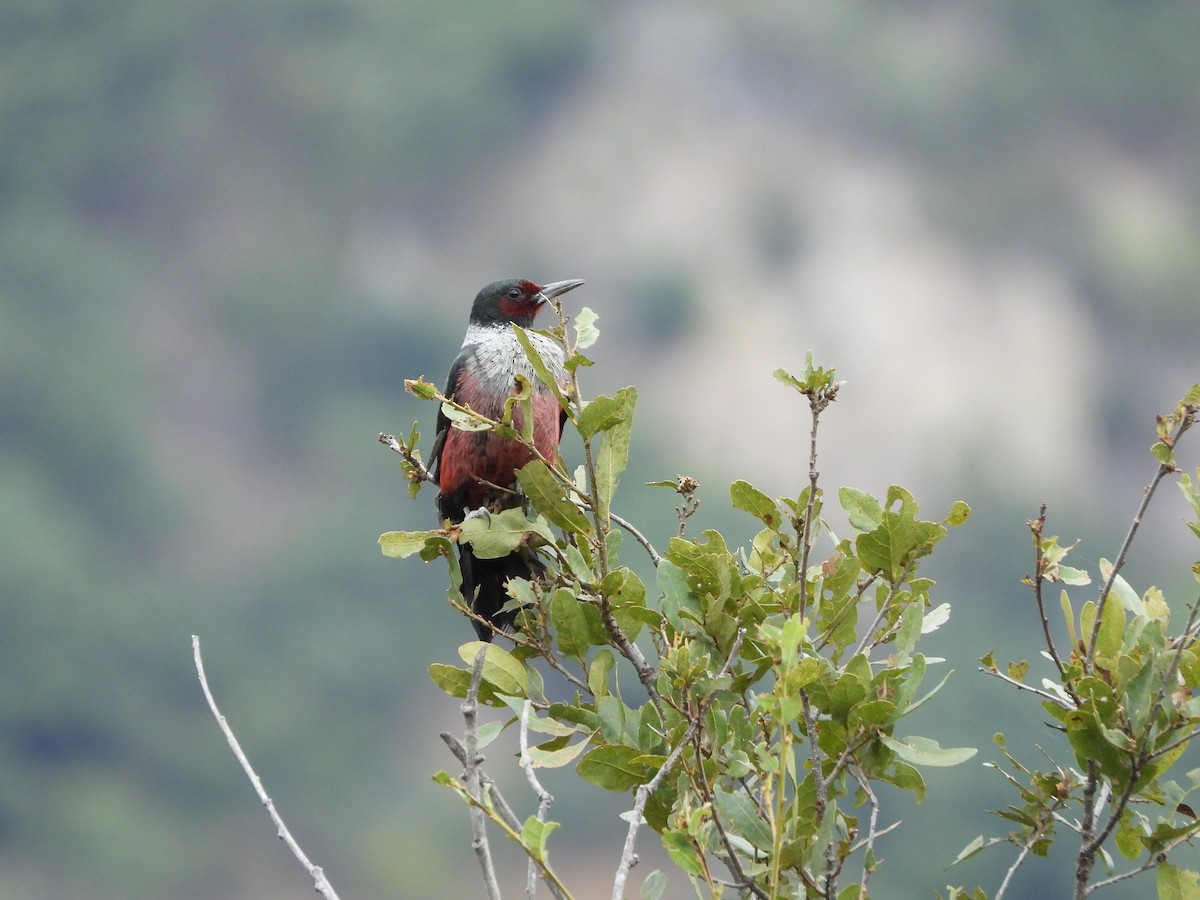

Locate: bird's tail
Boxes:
[458,545,544,641]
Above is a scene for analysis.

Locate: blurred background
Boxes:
[4,1,1199,897]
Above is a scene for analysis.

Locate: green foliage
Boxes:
[960,387,1200,900]
[385,313,977,897]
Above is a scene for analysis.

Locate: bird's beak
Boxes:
[537,279,585,304]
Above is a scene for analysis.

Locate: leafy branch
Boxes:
[962,384,1200,900]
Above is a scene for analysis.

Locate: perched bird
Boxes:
[430,277,585,640]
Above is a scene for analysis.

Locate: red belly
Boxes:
[439,389,561,510]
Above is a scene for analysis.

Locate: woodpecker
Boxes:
[430,277,585,640]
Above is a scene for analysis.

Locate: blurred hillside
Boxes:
[2,2,1198,898]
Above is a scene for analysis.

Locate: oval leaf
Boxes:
[577,744,649,791]
[457,641,529,696]
[516,460,592,534]
[880,734,977,767]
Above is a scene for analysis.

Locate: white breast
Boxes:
[462,323,566,394]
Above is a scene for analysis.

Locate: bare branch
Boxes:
[851,766,883,900]
[609,509,662,566]
[440,732,524,833]
[980,666,1076,710]
[520,700,568,900]
[191,636,342,900]
[462,646,503,900]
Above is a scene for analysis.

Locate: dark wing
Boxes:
[428,344,475,483]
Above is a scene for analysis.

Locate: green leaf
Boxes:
[428,663,473,698]
[856,502,944,583]
[640,870,669,900]
[457,642,529,696]
[638,700,664,753]
[949,835,986,868]
[662,831,705,876]
[577,744,650,791]
[877,760,925,801]
[528,735,592,768]
[475,719,506,750]
[521,816,560,862]
[603,567,649,640]
[1062,590,1079,649]
[1099,559,1147,617]
[731,480,781,529]
[1152,441,1175,466]
[1158,863,1200,900]
[441,401,493,431]
[458,507,554,559]
[879,734,977,767]
[494,695,575,737]
[1096,591,1126,664]
[922,603,951,633]
[512,326,569,410]
[575,306,600,349]
[839,487,883,532]
[427,663,506,707]
[378,529,443,558]
[551,589,601,661]
[407,377,439,400]
[657,560,699,631]
[1115,817,1144,860]
[578,393,631,439]
[516,460,592,534]
[597,695,627,743]
[946,500,971,526]
[893,601,923,665]
[1056,564,1091,585]
[714,788,774,851]
[589,649,615,699]
[593,387,636,522]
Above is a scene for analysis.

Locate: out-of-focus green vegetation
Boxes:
[1,2,1197,897]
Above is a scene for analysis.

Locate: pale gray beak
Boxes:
[537,279,585,303]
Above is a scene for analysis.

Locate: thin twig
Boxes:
[851,766,882,900]
[520,700,567,900]
[1028,505,1071,682]
[379,432,437,483]
[609,510,662,566]
[191,636,341,900]
[611,628,747,900]
[796,393,824,619]
[1085,412,1194,666]
[463,646,503,900]
[537,640,593,696]
[1087,826,1200,893]
[994,804,1061,900]
[849,557,922,661]
[980,667,1076,710]
[440,732,523,833]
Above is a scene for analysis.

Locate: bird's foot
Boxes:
[462,506,493,524]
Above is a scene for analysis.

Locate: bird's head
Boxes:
[470,278,585,328]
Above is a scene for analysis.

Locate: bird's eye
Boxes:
[507,288,522,300]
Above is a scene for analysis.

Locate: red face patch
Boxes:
[497,280,544,319]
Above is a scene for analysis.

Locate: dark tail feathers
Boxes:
[458,545,544,641]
